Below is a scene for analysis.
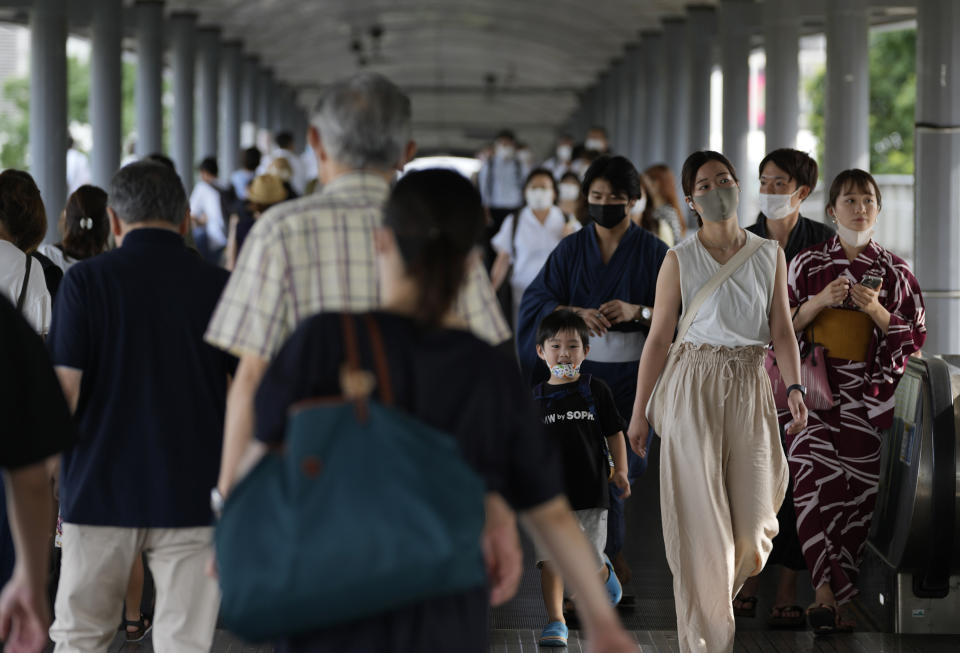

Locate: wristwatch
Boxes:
[786,383,807,398]
[638,306,653,322]
[210,487,225,520]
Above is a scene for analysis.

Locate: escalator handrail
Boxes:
[915,357,956,598]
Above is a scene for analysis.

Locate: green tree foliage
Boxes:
[1,55,139,169]
[804,27,916,175]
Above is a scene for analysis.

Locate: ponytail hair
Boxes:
[61,185,110,260]
[383,169,485,326]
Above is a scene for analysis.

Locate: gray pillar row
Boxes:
[257,68,274,152]
[271,81,287,135]
[615,52,634,159]
[90,0,123,189]
[764,0,800,151]
[240,55,259,147]
[30,0,67,241]
[662,17,690,181]
[719,0,752,183]
[824,0,869,185]
[582,84,598,134]
[914,0,960,354]
[686,6,716,155]
[625,44,646,167]
[641,31,666,166]
[134,0,163,157]
[603,64,620,149]
[196,26,220,162]
[219,40,242,176]
[170,11,196,192]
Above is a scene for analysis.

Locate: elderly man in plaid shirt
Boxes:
[206,72,522,603]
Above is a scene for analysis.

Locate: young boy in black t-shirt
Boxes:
[533,309,631,647]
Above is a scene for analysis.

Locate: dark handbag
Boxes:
[215,314,487,642]
[764,336,835,411]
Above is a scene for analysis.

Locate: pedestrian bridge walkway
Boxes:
[94,443,960,653]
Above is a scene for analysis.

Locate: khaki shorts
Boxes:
[536,507,607,570]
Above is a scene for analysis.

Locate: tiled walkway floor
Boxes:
[85,444,960,652]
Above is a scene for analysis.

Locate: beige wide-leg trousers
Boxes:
[50,524,220,653]
[658,344,788,653]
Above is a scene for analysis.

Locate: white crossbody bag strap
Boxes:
[674,236,765,343]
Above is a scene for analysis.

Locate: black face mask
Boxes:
[587,202,627,229]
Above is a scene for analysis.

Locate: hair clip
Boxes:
[79,217,94,230]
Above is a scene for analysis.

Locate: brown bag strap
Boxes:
[363,313,395,406]
[339,312,394,406]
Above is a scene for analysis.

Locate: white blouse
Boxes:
[674,230,779,348]
[0,240,52,335]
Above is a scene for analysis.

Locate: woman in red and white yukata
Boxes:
[786,169,926,633]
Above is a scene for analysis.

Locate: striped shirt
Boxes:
[206,171,510,359]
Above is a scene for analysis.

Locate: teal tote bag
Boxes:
[214,313,487,641]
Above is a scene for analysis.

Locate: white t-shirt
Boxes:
[37,243,79,274]
[189,179,227,248]
[66,148,91,196]
[491,206,579,322]
[0,240,52,335]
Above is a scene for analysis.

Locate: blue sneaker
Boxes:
[603,554,622,606]
[538,620,568,647]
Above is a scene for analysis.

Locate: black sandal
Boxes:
[732,594,758,618]
[806,603,837,635]
[121,613,152,643]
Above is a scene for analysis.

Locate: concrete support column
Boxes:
[914,0,960,354]
[686,6,716,154]
[134,0,164,157]
[169,12,196,191]
[719,0,752,180]
[663,18,690,178]
[616,52,635,159]
[240,55,259,147]
[218,41,242,176]
[585,83,600,133]
[604,65,620,149]
[196,26,220,161]
[641,32,666,165]
[29,0,67,239]
[271,82,287,135]
[257,68,274,152]
[625,45,646,166]
[90,0,122,188]
[824,0,869,184]
[763,0,800,150]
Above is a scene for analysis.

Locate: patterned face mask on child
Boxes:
[550,363,581,379]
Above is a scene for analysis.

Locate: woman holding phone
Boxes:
[786,169,926,633]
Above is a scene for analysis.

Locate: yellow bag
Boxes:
[806,307,875,362]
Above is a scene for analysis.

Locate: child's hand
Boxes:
[611,470,631,499]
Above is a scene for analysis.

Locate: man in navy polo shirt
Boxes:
[47,161,234,652]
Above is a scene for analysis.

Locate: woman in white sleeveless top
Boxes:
[626,151,808,653]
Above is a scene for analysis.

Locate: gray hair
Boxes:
[108,161,187,226]
[311,72,412,171]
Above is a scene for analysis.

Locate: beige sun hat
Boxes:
[247,174,288,206]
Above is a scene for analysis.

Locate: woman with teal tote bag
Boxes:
[214,170,639,653]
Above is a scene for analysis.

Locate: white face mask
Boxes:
[585,137,605,152]
[525,188,555,211]
[558,183,580,201]
[495,144,515,159]
[629,195,648,216]
[759,188,801,221]
[835,222,874,247]
[556,144,572,161]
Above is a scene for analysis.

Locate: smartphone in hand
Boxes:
[860,275,882,290]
